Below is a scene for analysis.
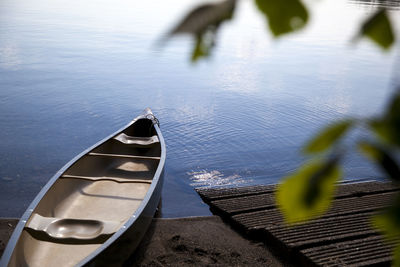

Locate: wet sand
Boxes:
[1,216,284,266]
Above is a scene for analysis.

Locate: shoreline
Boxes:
[0,216,284,266]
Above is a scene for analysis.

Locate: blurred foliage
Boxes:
[166,0,236,62]
[359,141,400,182]
[373,196,400,265]
[370,93,400,147]
[373,198,400,240]
[362,92,400,264]
[168,0,236,36]
[357,9,395,50]
[303,119,354,154]
[165,0,399,263]
[165,0,395,62]
[191,32,214,61]
[279,86,400,263]
[276,156,341,224]
[255,0,308,36]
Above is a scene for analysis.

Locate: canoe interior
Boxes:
[8,118,162,267]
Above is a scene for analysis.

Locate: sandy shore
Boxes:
[0,216,284,266]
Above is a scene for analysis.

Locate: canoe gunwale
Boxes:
[0,108,166,266]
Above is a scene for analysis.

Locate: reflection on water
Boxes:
[0,0,399,218]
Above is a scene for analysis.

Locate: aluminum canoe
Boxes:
[0,108,166,266]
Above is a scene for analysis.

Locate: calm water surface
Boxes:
[1,0,399,217]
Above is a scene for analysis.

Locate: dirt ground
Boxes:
[0,218,17,259]
[1,216,284,266]
[128,216,283,266]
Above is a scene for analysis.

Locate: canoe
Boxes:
[0,108,166,266]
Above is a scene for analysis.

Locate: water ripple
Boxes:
[188,170,248,188]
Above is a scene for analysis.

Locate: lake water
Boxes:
[1,0,399,218]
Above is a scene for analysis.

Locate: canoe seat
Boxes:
[25,213,120,242]
[114,133,159,146]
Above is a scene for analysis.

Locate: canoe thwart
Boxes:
[25,214,120,242]
[88,152,161,160]
[61,174,153,183]
[114,133,159,146]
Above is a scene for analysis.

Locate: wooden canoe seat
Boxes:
[25,213,120,242]
[114,133,159,146]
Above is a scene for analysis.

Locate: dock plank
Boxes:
[196,181,398,202]
[196,184,276,201]
[268,212,377,248]
[196,181,399,266]
[231,192,395,230]
[301,235,395,266]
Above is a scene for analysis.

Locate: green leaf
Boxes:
[162,0,236,62]
[358,9,394,50]
[304,120,354,154]
[168,0,236,36]
[255,0,308,37]
[372,194,400,266]
[370,93,400,147]
[372,197,400,266]
[394,245,400,267]
[373,211,400,241]
[169,0,236,36]
[191,34,212,62]
[276,157,342,224]
[359,141,400,183]
[372,195,400,241]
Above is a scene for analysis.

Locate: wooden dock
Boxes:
[196,181,399,266]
